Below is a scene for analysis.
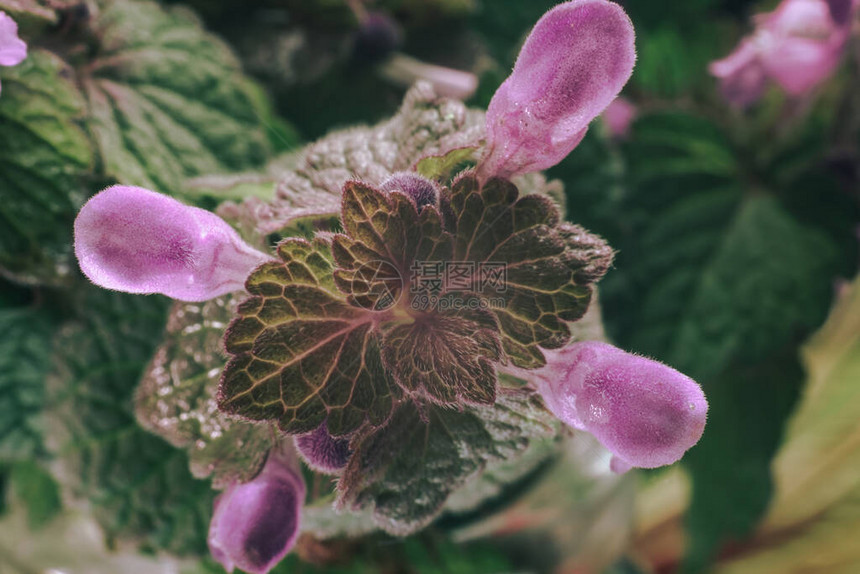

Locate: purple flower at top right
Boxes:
[710,0,858,107]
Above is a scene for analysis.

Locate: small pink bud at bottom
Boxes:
[207,448,305,574]
[75,185,271,302]
[535,341,708,469]
[294,422,351,474]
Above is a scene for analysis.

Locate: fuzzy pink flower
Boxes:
[208,448,305,574]
[602,96,637,139]
[477,0,636,181]
[710,0,857,106]
[74,185,272,301]
[0,11,27,95]
[527,341,707,471]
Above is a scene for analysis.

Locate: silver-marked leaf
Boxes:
[135,295,273,489]
[338,391,555,536]
[220,82,484,236]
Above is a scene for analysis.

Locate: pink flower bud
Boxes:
[0,11,27,95]
[380,172,440,210]
[208,448,305,574]
[74,185,271,302]
[477,0,636,180]
[531,341,707,470]
[294,422,351,475]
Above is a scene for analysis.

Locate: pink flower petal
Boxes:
[533,341,708,469]
[74,185,272,302]
[208,448,305,574]
[0,11,27,69]
[602,96,637,139]
[478,0,636,180]
[709,39,768,107]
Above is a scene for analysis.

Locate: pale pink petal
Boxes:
[74,185,272,302]
[0,11,27,68]
[709,39,768,107]
[478,0,636,180]
[532,341,708,469]
[602,96,637,139]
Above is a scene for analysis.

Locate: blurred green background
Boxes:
[1,0,858,572]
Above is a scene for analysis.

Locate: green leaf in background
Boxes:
[82,0,272,192]
[9,460,61,528]
[0,50,92,285]
[135,294,273,489]
[599,111,842,572]
[0,306,54,461]
[706,277,860,573]
[0,0,58,23]
[49,290,214,555]
[337,391,554,536]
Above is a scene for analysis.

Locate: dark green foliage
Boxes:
[9,460,61,528]
[586,110,849,571]
[50,290,214,555]
[0,50,92,284]
[0,306,55,461]
[337,392,554,536]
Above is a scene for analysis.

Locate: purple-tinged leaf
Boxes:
[449,174,613,368]
[477,0,636,180]
[381,307,502,406]
[218,238,399,436]
[380,172,441,210]
[74,185,271,302]
[295,422,351,475]
[219,82,483,236]
[208,446,305,574]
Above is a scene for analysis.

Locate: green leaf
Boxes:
[598,111,842,572]
[135,295,273,489]
[0,307,54,461]
[338,391,555,535]
[704,278,860,573]
[449,175,613,368]
[49,290,214,555]
[0,0,57,21]
[219,238,399,436]
[0,50,92,284]
[9,460,61,529]
[82,0,271,192]
[416,146,479,182]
